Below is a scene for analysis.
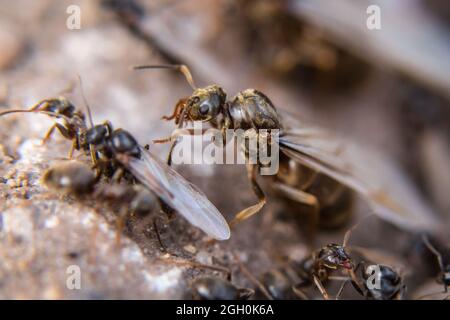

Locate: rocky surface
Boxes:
[0,0,448,299]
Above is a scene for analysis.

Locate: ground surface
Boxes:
[0,0,448,299]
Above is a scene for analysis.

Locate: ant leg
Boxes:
[89,145,99,172]
[237,288,255,300]
[313,275,330,300]
[336,279,350,300]
[112,168,124,183]
[153,202,178,254]
[115,207,129,246]
[271,182,319,242]
[41,124,57,144]
[153,137,173,144]
[158,255,231,276]
[67,138,79,160]
[152,217,169,254]
[229,164,266,227]
[162,98,187,122]
[292,284,310,300]
[43,123,71,144]
[154,128,210,165]
[422,235,447,292]
[328,276,351,281]
[329,262,362,300]
[347,261,366,297]
[232,252,273,300]
[166,138,178,165]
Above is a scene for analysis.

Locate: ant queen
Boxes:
[135,64,440,235]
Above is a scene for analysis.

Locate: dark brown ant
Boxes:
[133,64,438,238]
[191,277,254,300]
[253,225,358,300]
[287,217,373,300]
[255,240,355,300]
[293,244,354,300]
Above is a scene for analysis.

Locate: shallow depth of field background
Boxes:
[0,0,449,299]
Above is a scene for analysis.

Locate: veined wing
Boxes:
[118,147,230,240]
[279,120,440,232]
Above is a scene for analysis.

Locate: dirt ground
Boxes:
[0,0,449,299]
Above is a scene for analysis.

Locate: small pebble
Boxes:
[183,244,197,254]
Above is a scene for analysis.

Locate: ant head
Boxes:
[37,98,76,118]
[318,244,353,270]
[132,64,226,125]
[186,85,227,122]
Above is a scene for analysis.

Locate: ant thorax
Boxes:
[227,89,282,131]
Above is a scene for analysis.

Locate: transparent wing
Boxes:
[118,147,230,240]
[278,115,440,232]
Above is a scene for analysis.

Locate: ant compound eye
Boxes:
[189,96,200,106]
[199,103,210,116]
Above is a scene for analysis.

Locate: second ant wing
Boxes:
[278,117,440,233]
[118,147,231,241]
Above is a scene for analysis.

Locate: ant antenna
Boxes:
[343,213,374,247]
[132,64,197,90]
[77,74,99,169]
[77,74,94,128]
[0,109,71,122]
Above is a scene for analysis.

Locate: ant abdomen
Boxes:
[107,129,141,158]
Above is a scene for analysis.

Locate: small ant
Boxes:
[290,216,375,299]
